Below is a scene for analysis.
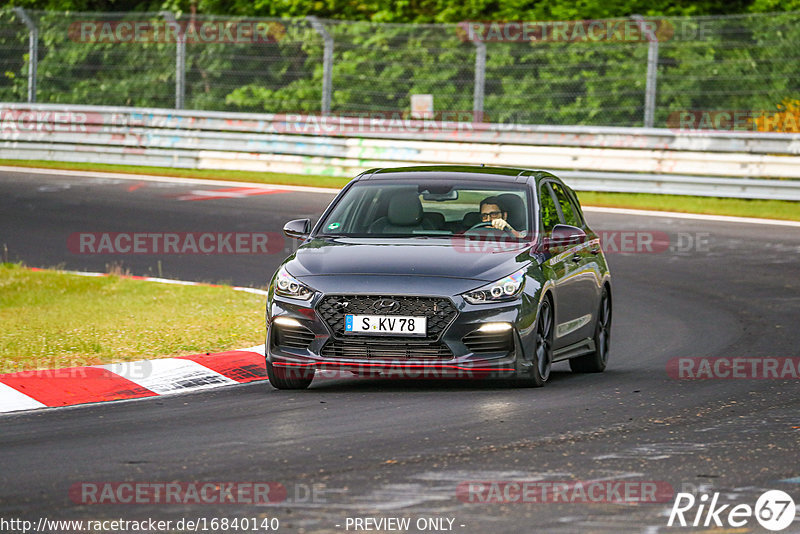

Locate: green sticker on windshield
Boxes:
[327,222,341,230]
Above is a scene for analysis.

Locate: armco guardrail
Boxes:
[1,103,799,200]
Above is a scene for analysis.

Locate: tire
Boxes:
[515,297,553,387]
[266,359,315,390]
[569,287,611,373]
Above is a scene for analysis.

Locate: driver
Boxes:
[479,196,523,238]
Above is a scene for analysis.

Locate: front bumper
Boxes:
[266,290,538,379]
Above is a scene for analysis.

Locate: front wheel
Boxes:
[266,359,315,390]
[514,298,553,387]
[569,287,611,373]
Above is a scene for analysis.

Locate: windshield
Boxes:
[318,181,531,238]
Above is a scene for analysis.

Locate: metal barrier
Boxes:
[1,103,799,200]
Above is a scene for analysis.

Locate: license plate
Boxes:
[344,314,427,336]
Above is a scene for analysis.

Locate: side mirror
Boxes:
[543,224,586,250]
[283,218,310,240]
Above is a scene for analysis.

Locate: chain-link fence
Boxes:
[1,9,798,128]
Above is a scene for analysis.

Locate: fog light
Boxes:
[478,322,513,333]
[273,316,302,327]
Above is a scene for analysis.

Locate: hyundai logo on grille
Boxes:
[372,299,401,312]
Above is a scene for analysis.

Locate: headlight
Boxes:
[463,267,526,304]
[274,265,315,300]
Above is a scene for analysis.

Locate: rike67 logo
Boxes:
[668,490,796,531]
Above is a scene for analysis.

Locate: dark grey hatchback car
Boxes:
[265,166,611,389]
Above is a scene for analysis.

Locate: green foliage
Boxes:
[2,0,794,23]
[1,5,798,127]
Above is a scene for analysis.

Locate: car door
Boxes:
[548,181,599,345]
[539,181,581,350]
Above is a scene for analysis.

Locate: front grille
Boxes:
[321,339,453,360]
[316,295,457,341]
[462,329,513,354]
[274,324,316,350]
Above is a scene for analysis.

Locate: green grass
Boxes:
[0,264,266,372]
[575,191,800,221]
[1,159,798,221]
[0,158,350,189]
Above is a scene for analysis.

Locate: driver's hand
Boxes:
[491,218,513,232]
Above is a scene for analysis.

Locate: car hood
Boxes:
[285,237,532,282]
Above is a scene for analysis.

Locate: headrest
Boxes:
[462,211,481,228]
[422,212,445,229]
[387,191,423,226]
[497,193,526,230]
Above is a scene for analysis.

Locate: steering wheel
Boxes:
[465,221,506,234]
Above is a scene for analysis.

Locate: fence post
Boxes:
[161,11,185,109]
[632,15,659,128]
[13,8,38,103]
[307,16,333,115]
[473,40,486,121]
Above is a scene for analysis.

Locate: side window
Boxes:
[539,183,559,233]
[550,182,582,228]
[566,188,586,226]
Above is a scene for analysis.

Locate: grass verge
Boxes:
[1,159,798,221]
[0,263,265,372]
[575,191,800,222]
[0,158,350,189]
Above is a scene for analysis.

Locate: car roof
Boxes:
[355,165,557,184]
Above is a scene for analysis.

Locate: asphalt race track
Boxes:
[1,169,799,533]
